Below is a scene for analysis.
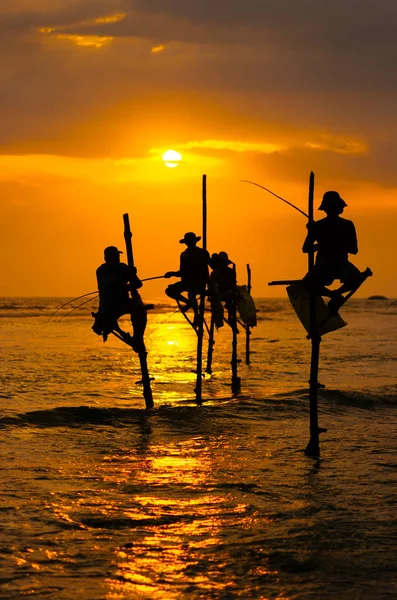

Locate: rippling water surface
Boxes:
[1,297,397,599]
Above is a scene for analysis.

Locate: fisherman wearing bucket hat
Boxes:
[92,245,145,346]
[208,251,237,328]
[164,232,210,324]
[303,190,367,314]
[318,190,347,212]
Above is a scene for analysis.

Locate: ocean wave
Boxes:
[1,386,396,431]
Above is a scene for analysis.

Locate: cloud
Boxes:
[152,140,288,155]
[150,134,366,161]
[0,0,396,189]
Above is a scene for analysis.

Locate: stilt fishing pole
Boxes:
[123,213,154,409]
[177,299,197,331]
[230,263,241,394]
[304,172,325,458]
[245,264,252,365]
[194,174,207,405]
[205,314,215,374]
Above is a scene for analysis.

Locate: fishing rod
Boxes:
[240,180,309,218]
[49,275,165,321]
[141,275,165,282]
[49,291,99,321]
[58,295,99,322]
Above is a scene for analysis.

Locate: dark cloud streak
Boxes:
[0,0,397,189]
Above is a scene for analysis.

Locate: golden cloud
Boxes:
[54,34,113,48]
[151,45,165,54]
[151,139,287,155]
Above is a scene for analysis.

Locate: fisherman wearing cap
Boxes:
[209,251,237,328]
[92,246,146,347]
[303,191,363,314]
[164,232,210,325]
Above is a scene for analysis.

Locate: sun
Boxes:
[162,149,182,168]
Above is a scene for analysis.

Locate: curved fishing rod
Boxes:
[49,291,99,321]
[58,295,99,322]
[49,276,165,321]
[141,275,165,282]
[240,180,309,218]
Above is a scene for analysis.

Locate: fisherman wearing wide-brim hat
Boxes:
[303,191,368,314]
[208,251,237,328]
[164,232,210,325]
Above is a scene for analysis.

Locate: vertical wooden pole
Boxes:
[231,264,241,394]
[205,315,215,374]
[245,263,252,365]
[304,172,321,457]
[123,213,154,409]
[195,175,207,404]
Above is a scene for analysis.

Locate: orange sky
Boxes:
[1,1,397,298]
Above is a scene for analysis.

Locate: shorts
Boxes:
[166,281,206,298]
[309,260,361,286]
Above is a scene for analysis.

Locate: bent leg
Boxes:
[92,311,119,342]
[303,266,334,298]
[336,262,363,294]
[130,293,147,340]
[165,282,190,307]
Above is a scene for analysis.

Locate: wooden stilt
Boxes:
[305,331,322,457]
[245,263,252,365]
[194,175,207,405]
[231,264,241,394]
[304,172,324,457]
[123,213,154,409]
[205,314,215,374]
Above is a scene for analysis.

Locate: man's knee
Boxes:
[165,284,178,299]
[340,263,361,287]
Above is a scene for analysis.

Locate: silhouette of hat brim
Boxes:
[179,233,201,244]
[218,251,232,264]
[318,191,347,211]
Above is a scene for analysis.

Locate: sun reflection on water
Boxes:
[104,438,254,598]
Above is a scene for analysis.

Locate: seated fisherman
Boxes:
[164,232,210,326]
[209,251,236,328]
[92,245,146,349]
[303,191,365,314]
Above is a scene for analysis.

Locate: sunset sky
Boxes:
[2,0,397,298]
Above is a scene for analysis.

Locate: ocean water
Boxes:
[1,296,397,600]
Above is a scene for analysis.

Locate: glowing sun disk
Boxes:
[162,149,182,168]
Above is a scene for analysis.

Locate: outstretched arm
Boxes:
[165,254,183,278]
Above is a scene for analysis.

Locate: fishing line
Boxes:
[49,291,99,321]
[57,295,99,322]
[50,275,165,323]
[240,180,309,218]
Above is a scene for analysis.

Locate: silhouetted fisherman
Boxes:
[303,191,364,314]
[209,251,236,328]
[92,246,146,349]
[164,232,210,326]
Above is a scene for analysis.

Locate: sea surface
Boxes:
[1,295,397,600]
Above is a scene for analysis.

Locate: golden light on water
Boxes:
[162,150,182,169]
